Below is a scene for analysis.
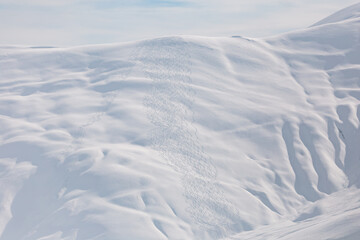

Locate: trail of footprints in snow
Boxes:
[142,38,244,237]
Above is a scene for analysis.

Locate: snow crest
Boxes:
[0,3,360,240]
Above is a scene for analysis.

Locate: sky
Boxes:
[0,0,359,46]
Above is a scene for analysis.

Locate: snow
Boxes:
[312,2,360,26]
[0,3,360,240]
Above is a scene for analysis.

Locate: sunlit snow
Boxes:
[0,3,360,240]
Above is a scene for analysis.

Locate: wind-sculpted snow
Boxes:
[141,38,248,238]
[0,4,359,240]
[313,2,360,26]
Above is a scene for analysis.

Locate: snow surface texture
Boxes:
[0,4,360,240]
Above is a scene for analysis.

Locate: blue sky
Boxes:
[0,0,359,46]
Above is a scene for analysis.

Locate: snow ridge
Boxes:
[0,3,360,240]
[312,2,360,26]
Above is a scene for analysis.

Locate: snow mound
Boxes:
[0,3,359,240]
[313,2,360,26]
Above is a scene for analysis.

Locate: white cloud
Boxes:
[0,0,77,6]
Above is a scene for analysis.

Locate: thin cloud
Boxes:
[0,0,359,46]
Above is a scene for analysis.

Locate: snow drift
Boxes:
[0,3,359,240]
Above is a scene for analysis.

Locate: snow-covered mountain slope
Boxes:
[313,2,360,26]
[0,4,359,240]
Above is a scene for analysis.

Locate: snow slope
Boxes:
[313,2,360,26]
[0,4,359,240]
